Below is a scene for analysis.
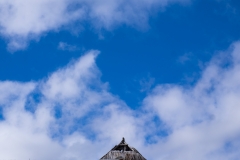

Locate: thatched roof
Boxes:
[100,138,146,160]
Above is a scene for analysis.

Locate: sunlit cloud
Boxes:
[0,0,190,51]
[0,42,240,159]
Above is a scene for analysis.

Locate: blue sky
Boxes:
[0,0,240,159]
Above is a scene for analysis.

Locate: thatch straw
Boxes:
[101,151,146,160]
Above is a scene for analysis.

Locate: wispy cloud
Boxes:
[177,52,193,64]
[139,75,155,92]
[0,0,190,51]
[0,42,240,159]
[58,42,79,51]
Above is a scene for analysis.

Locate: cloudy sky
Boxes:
[0,0,240,160]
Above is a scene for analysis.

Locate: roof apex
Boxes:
[100,138,146,160]
[119,137,127,145]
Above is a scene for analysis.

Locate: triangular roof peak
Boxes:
[100,137,146,160]
[111,137,133,151]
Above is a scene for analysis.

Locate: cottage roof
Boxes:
[100,138,146,160]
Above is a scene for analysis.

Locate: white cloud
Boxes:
[0,50,141,160]
[1,42,240,159]
[0,0,189,51]
[142,41,240,160]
